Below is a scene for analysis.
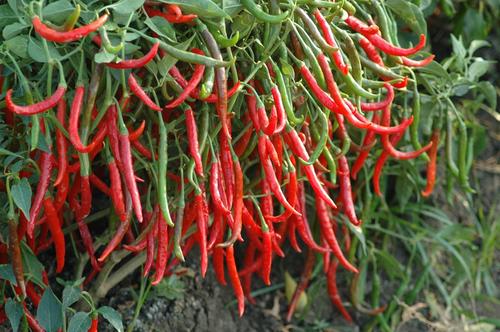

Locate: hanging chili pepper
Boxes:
[128,120,146,142]
[184,105,204,177]
[400,54,435,67]
[219,156,244,247]
[316,197,358,273]
[286,249,314,321]
[337,156,361,227]
[152,212,169,285]
[241,0,288,23]
[107,152,127,222]
[6,85,66,115]
[54,98,68,186]
[23,305,44,332]
[157,111,174,226]
[422,130,440,197]
[195,189,209,277]
[373,132,403,196]
[327,260,353,322]
[117,107,143,222]
[165,50,205,109]
[128,74,162,111]
[107,42,159,69]
[43,196,66,273]
[226,244,245,316]
[345,15,379,34]
[29,151,53,237]
[32,13,108,43]
[9,219,26,297]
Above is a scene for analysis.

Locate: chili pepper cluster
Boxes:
[1,0,444,327]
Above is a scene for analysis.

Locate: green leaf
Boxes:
[28,38,62,63]
[67,312,91,332]
[468,40,490,56]
[5,298,23,332]
[11,178,32,221]
[386,0,427,35]
[62,286,81,309]
[159,0,228,18]
[222,0,242,17]
[42,0,74,25]
[144,16,176,42]
[21,242,44,284]
[98,306,123,332]
[5,35,28,58]
[109,0,145,15]
[94,51,116,64]
[0,4,17,31]
[477,81,497,110]
[468,59,493,81]
[0,264,17,285]
[2,22,27,40]
[37,288,63,332]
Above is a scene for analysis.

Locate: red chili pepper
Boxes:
[54,98,68,186]
[131,139,155,160]
[400,54,435,67]
[26,282,42,307]
[294,182,329,253]
[327,260,353,322]
[373,132,403,196]
[337,156,361,226]
[285,129,337,209]
[345,16,379,34]
[29,151,53,237]
[32,14,108,43]
[195,189,209,277]
[88,317,98,332]
[212,244,227,285]
[258,135,300,216]
[165,50,205,109]
[106,105,123,170]
[107,42,159,69]
[43,196,66,273]
[360,84,394,111]
[98,212,131,262]
[6,85,66,115]
[145,6,197,24]
[219,134,234,207]
[79,175,92,219]
[23,305,44,332]
[422,130,440,197]
[359,36,384,66]
[234,124,253,157]
[351,114,380,180]
[152,212,169,285]
[143,222,156,276]
[119,126,143,222]
[89,174,110,196]
[261,227,273,286]
[226,244,245,316]
[9,221,26,297]
[185,107,204,177]
[128,120,146,141]
[313,9,349,75]
[128,73,162,111]
[108,158,127,221]
[316,197,358,273]
[69,86,105,153]
[270,86,286,134]
[209,161,231,216]
[380,103,433,160]
[219,158,244,246]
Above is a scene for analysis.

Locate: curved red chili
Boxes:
[185,107,204,177]
[43,196,66,272]
[107,42,159,69]
[401,54,435,67]
[128,74,162,111]
[54,98,68,186]
[316,198,358,273]
[226,245,245,316]
[327,260,353,322]
[29,151,53,237]
[33,14,108,43]
[337,156,361,226]
[195,190,209,277]
[165,49,206,109]
[152,213,169,285]
[128,120,146,142]
[6,85,66,115]
[345,16,379,35]
[421,131,440,197]
[108,158,127,222]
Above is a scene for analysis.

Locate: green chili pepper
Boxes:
[300,109,329,165]
[360,56,402,80]
[174,163,185,261]
[445,111,459,177]
[199,65,215,100]
[63,4,81,31]
[157,111,174,227]
[241,0,289,24]
[99,28,123,54]
[263,0,283,55]
[130,29,230,67]
[271,61,304,125]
